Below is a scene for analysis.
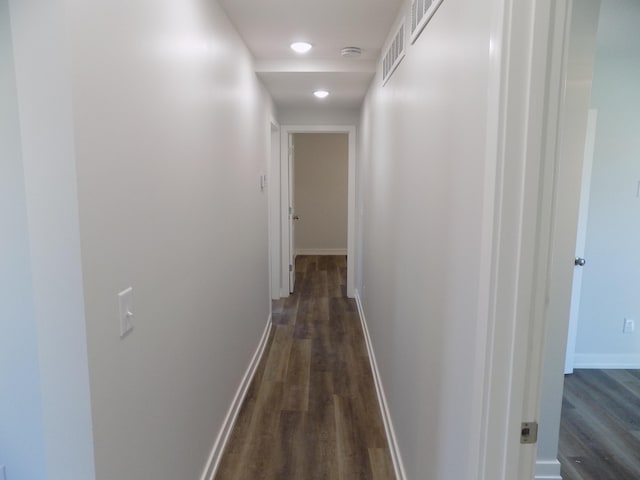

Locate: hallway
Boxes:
[215,256,395,480]
[2,0,567,478]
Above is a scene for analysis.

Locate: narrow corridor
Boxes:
[215,256,396,480]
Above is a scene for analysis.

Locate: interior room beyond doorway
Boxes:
[292,133,349,258]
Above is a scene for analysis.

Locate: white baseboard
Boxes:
[535,459,562,479]
[200,316,273,480]
[295,248,347,256]
[354,290,407,480]
[573,353,640,369]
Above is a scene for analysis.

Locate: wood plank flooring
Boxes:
[215,255,396,480]
[559,369,640,480]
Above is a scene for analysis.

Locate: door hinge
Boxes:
[520,422,538,444]
[289,264,293,272]
[289,206,293,215]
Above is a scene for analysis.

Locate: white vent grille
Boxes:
[382,21,406,85]
[410,0,444,43]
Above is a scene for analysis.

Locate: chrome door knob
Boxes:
[292,215,300,220]
[574,257,586,266]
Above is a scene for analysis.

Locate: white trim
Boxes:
[295,248,347,256]
[280,129,290,298]
[200,316,273,480]
[535,459,562,480]
[355,290,407,480]
[564,109,598,374]
[573,354,640,370]
[479,1,570,478]
[269,120,281,300]
[280,125,357,298]
[409,0,445,44]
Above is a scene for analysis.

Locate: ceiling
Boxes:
[217,0,404,111]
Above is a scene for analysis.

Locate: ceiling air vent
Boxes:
[410,0,444,44]
[382,21,406,86]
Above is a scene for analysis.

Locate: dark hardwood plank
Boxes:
[282,338,311,411]
[276,410,306,479]
[215,255,395,480]
[369,448,396,480]
[559,369,640,480]
[334,394,373,480]
[261,325,293,383]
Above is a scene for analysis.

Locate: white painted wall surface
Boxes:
[64,0,274,477]
[278,106,360,125]
[8,0,97,478]
[358,2,491,478]
[294,133,348,253]
[0,2,47,477]
[574,0,640,368]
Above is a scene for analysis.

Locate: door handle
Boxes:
[293,215,300,220]
[574,257,586,266]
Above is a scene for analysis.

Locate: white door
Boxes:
[288,133,296,293]
[564,109,598,374]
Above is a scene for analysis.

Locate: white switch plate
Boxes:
[118,287,134,338]
[623,318,634,334]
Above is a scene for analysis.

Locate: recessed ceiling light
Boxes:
[313,90,329,99]
[290,42,312,54]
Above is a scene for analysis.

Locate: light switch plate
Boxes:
[118,287,134,338]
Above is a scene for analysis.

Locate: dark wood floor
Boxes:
[559,369,640,480]
[215,255,396,480]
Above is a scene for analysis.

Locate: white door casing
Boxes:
[477,0,601,478]
[269,121,281,301]
[565,109,598,374]
[279,125,356,299]
[476,0,601,478]
[288,133,296,293]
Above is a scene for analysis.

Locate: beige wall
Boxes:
[294,133,348,253]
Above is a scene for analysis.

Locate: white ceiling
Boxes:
[217,0,404,111]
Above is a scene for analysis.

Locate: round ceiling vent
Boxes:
[341,46,362,58]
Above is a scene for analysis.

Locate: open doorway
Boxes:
[558,0,640,478]
[279,125,356,298]
[564,0,640,373]
[535,0,640,478]
[290,132,349,293]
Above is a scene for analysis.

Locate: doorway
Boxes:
[279,125,356,298]
[291,132,349,283]
[536,0,640,477]
[557,0,640,477]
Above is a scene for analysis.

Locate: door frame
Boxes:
[279,125,356,298]
[268,120,281,300]
[477,0,581,478]
[564,108,598,374]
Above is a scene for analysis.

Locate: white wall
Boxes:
[357,1,492,478]
[294,133,348,253]
[64,0,275,478]
[6,0,274,478]
[8,0,97,478]
[574,0,640,367]
[0,1,47,477]
[278,106,360,125]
